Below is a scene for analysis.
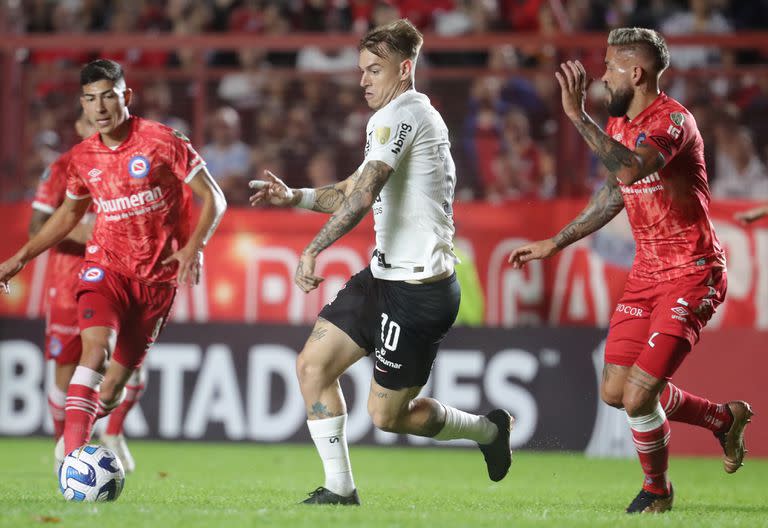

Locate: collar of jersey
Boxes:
[625,91,668,127]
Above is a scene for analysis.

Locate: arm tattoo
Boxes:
[553,177,624,249]
[312,184,347,213]
[305,161,392,256]
[573,114,638,174]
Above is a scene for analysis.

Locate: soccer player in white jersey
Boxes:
[250,19,514,505]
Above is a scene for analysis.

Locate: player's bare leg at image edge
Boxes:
[601,334,753,514]
[296,319,514,505]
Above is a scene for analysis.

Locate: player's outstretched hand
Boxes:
[555,60,589,121]
[249,170,297,208]
[734,206,768,225]
[0,255,25,294]
[508,239,559,269]
[295,251,324,293]
[162,247,203,286]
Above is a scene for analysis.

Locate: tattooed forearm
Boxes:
[553,177,624,249]
[312,184,347,213]
[573,114,639,175]
[305,161,392,256]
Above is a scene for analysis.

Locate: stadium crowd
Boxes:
[3,0,768,204]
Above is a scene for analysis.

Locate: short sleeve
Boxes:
[642,110,692,162]
[64,152,90,201]
[363,107,419,171]
[32,155,69,213]
[167,129,206,183]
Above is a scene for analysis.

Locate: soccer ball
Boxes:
[58,445,125,502]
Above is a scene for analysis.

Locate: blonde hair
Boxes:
[608,27,670,74]
[359,19,423,62]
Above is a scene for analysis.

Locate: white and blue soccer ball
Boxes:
[58,445,125,502]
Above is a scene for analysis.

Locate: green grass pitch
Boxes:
[0,438,766,528]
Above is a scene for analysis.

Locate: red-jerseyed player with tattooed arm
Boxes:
[0,59,227,468]
[509,28,752,514]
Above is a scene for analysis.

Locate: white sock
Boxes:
[70,366,103,389]
[307,414,356,496]
[49,384,67,407]
[433,404,497,444]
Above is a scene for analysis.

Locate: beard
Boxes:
[605,86,634,117]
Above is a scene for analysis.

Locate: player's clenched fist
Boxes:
[507,239,559,269]
[294,251,324,293]
[249,170,298,208]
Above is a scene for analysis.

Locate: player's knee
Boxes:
[295,351,330,388]
[368,406,402,433]
[600,384,624,409]
[621,391,654,417]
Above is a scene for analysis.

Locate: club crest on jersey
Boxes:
[128,155,150,179]
[49,336,62,357]
[670,112,685,127]
[82,267,105,283]
[635,132,647,147]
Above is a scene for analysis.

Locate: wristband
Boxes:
[297,188,316,209]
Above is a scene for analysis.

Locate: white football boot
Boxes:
[100,433,135,473]
[54,436,65,476]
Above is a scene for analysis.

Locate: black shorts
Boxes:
[319,267,461,390]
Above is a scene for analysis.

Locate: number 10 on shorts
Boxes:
[380,313,401,352]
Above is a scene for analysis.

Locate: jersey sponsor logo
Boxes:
[128,155,151,179]
[390,123,413,155]
[375,351,402,370]
[94,186,163,214]
[670,112,685,127]
[670,306,689,321]
[375,126,391,144]
[615,303,643,317]
[636,172,660,185]
[88,168,103,183]
[49,336,62,357]
[635,132,647,147]
[81,266,105,283]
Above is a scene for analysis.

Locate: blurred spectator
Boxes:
[201,107,251,204]
[140,80,191,136]
[711,127,768,199]
[661,0,732,71]
[217,48,270,109]
[306,151,339,188]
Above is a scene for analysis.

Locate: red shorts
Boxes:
[45,294,81,365]
[604,267,726,378]
[77,264,176,370]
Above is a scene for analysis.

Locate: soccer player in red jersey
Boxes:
[0,59,227,462]
[32,113,147,473]
[508,28,753,513]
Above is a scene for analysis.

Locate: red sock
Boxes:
[628,406,671,496]
[64,384,99,455]
[48,388,66,440]
[105,381,144,435]
[661,383,732,433]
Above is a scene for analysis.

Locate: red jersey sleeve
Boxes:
[642,109,693,164]
[64,150,91,201]
[167,129,206,183]
[32,153,70,213]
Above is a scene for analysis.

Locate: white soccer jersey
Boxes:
[361,89,458,281]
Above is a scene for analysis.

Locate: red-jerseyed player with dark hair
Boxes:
[0,59,227,465]
[508,28,753,514]
[32,112,147,474]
